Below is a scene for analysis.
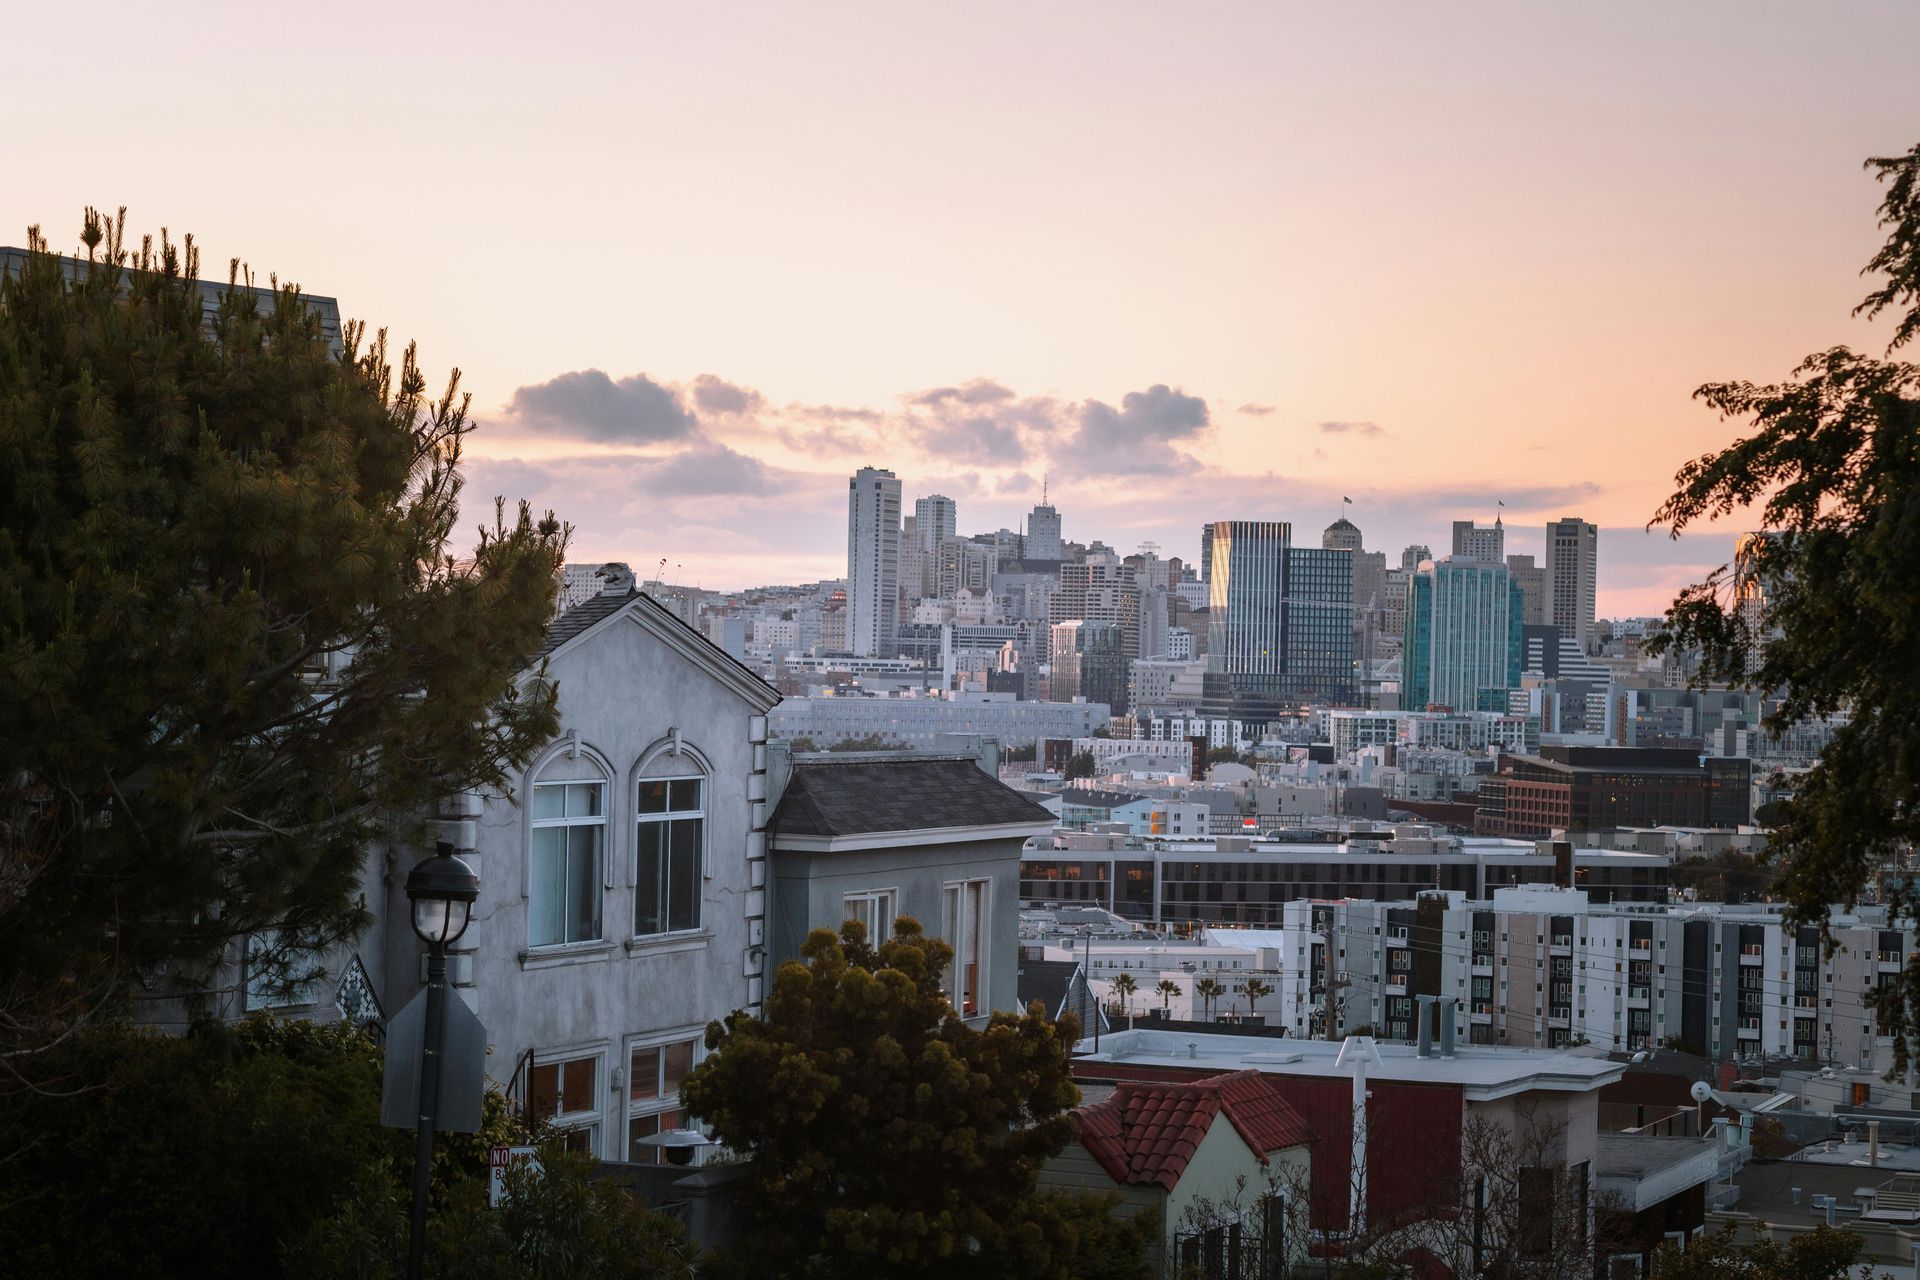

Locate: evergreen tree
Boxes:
[0,212,566,1055]
[1649,145,1920,1067]
[682,918,1151,1279]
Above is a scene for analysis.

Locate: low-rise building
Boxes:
[1038,1071,1313,1277]
[769,690,1109,749]
[765,750,1055,1025]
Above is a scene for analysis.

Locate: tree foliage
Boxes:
[682,918,1149,1280]
[0,1015,692,1280]
[289,1147,697,1280]
[1651,1224,1888,1280]
[1065,749,1097,780]
[0,212,566,1055]
[1647,144,1920,1068]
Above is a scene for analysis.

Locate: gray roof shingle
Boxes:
[773,756,1056,839]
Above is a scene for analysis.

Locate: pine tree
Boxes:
[0,212,567,1052]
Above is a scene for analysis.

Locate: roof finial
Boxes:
[1042,472,1049,505]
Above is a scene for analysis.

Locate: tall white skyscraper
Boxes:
[1026,482,1062,561]
[847,467,901,657]
[1545,517,1599,650]
[914,494,957,550]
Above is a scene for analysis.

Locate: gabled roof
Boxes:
[1016,957,1106,1032]
[536,590,779,712]
[1075,1070,1312,1191]
[772,755,1056,845]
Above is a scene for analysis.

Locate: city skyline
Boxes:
[9,4,1916,615]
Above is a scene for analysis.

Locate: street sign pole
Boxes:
[407,945,450,1280]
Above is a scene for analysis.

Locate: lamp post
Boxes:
[404,841,479,1280]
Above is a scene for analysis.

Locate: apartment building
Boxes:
[1020,826,1671,925]
[1185,890,1911,1065]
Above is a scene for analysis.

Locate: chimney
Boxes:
[1871,1119,1881,1168]
[1439,999,1457,1058]
[1416,994,1439,1058]
[766,739,794,810]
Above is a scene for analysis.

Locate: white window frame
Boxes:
[625,1030,702,1166]
[243,929,320,1010]
[528,1049,604,1156]
[529,779,608,948]
[633,774,707,939]
[943,878,991,1017]
[844,888,899,945]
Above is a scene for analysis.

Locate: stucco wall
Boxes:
[770,834,1023,1020]
[377,606,773,1160]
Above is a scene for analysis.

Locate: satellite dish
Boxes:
[1690,1080,1713,1104]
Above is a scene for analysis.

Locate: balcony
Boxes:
[1737,1018,1762,1039]
[1630,939,1652,954]
[1879,952,1907,973]
[1471,1002,1494,1022]
[1626,987,1651,1008]
[1739,948,1764,967]
[1551,935,1573,955]
[1471,959,1494,977]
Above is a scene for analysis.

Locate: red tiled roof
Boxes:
[1076,1069,1313,1191]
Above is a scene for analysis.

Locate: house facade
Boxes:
[1038,1069,1313,1277]
[368,589,781,1162]
[766,748,1055,1023]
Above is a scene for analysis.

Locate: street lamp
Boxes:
[404,841,479,1280]
[634,1127,712,1167]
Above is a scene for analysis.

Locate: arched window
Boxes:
[634,744,708,938]
[528,747,611,948]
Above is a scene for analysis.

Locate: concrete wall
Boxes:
[770,834,1024,1021]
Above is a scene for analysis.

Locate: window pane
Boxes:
[530,828,567,947]
[562,1125,597,1155]
[630,1045,661,1101]
[567,826,602,943]
[635,824,666,936]
[560,1057,595,1114]
[668,819,701,933]
[637,779,668,815]
[628,1108,686,1165]
[529,1062,559,1120]
[669,778,703,813]
[627,1111,661,1163]
[568,782,603,818]
[531,784,565,821]
[662,1041,693,1093]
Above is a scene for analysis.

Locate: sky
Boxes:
[8,1,1918,614]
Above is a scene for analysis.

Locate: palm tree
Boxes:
[1156,979,1181,1016]
[1194,977,1225,1022]
[1111,972,1137,1017]
[1241,977,1273,1020]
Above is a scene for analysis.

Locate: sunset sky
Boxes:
[9,2,1918,614]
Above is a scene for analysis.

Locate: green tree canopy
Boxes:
[1651,1224,1884,1280]
[0,212,566,1052]
[681,918,1150,1280]
[1649,144,1920,1068]
[1065,749,1097,780]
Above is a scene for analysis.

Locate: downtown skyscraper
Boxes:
[1197,520,1354,723]
[1402,555,1524,712]
[1545,517,1599,650]
[846,467,901,657]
